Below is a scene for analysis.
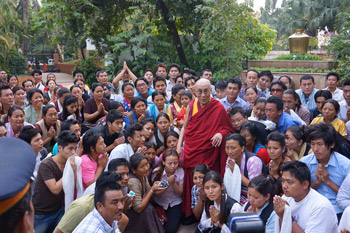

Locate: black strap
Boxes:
[259,202,274,225]
[243,201,273,225]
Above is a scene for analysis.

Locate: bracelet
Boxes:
[149,189,154,194]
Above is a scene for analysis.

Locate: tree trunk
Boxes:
[22,0,28,55]
[156,0,189,67]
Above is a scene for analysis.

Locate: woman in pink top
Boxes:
[81,130,108,189]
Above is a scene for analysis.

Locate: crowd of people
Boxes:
[1,63,350,233]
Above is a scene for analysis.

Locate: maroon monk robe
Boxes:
[182,98,234,216]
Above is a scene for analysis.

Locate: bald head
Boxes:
[195,78,210,89]
[195,78,211,107]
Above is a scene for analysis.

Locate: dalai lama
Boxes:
[177,79,234,217]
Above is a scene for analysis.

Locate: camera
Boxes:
[228,213,265,233]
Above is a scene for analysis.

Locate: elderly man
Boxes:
[177,79,234,216]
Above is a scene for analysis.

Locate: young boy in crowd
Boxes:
[214,80,227,100]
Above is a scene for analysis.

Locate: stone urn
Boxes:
[288,29,310,54]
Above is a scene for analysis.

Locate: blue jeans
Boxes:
[34,208,64,233]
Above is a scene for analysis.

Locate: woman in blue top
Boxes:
[243,174,280,233]
[124,96,152,129]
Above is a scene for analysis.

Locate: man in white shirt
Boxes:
[338,79,350,122]
[274,161,338,233]
[73,173,124,233]
[107,123,146,167]
[323,72,344,102]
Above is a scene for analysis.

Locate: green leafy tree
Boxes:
[328,11,350,80]
[199,0,276,81]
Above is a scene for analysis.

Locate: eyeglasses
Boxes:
[271,89,283,92]
[137,83,147,88]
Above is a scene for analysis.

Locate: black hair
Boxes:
[182,68,197,77]
[168,63,181,73]
[286,125,307,144]
[156,112,170,123]
[0,121,4,128]
[70,85,81,93]
[179,90,193,100]
[203,170,226,224]
[129,153,147,172]
[144,141,156,150]
[164,130,179,149]
[143,68,154,76]
[106,109,123,124]
[22,79,34,89]
[109,101,123,110]
[31,69,42,76]
[0,84,11,96]
[124,123,143,143]
[174,76,183,84]
[107,158,130,173]
[92,83,104,92]
[45,78,56,87]
[8,105,24,117]
[267,131,286,151]
[141,117,155,127]
[248,174,281,202]
[245,85,258,94]
[96,70,107,78]
[171,84,185,96]
[42,104,56,117]
[131,96,146,110]
[58,87,70,98]
[270,81,287,91]
[299,74,314,84]
[321,99,340,114]
[73,78,85,85]
[200,69,212,76]
[240,121,261,147]
[7,74,18,83]
[184,76,197,88]
[151,90,166,101]
[306,122,336,149]
[0,187,32,233]
[57,130,79,148]
[122,82,134,92]
[153,76,167,88]
[283,89,302,109]
[278,75,292,85]
[228,106,246,117]
[326,72,340,81]
[82,130,103,155]
[225,133,246,147]
[192,164,210,176]
[281,161,311,188]
[61,119,79,131]
[246,69,259,76]
[267,96,284,111]
[27,88,43,104]
[18,126,40,144]
[94,172,122,208]
[314,90,332,102]
[62,94,80,122]
[73,69,84,77]
[259,70,274,82]
[254,97,267,106]
[214,80,227,90]
[227,78,242,90]
[343,78,350,88]
[134,77,149,88]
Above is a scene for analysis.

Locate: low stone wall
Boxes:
[55,63,75,75]
[248,60,338,70]
[240,70,327,89]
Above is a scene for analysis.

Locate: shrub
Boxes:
[273,53,323,61]
[8,50,27,74]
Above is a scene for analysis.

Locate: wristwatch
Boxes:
[292,216,297,223]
